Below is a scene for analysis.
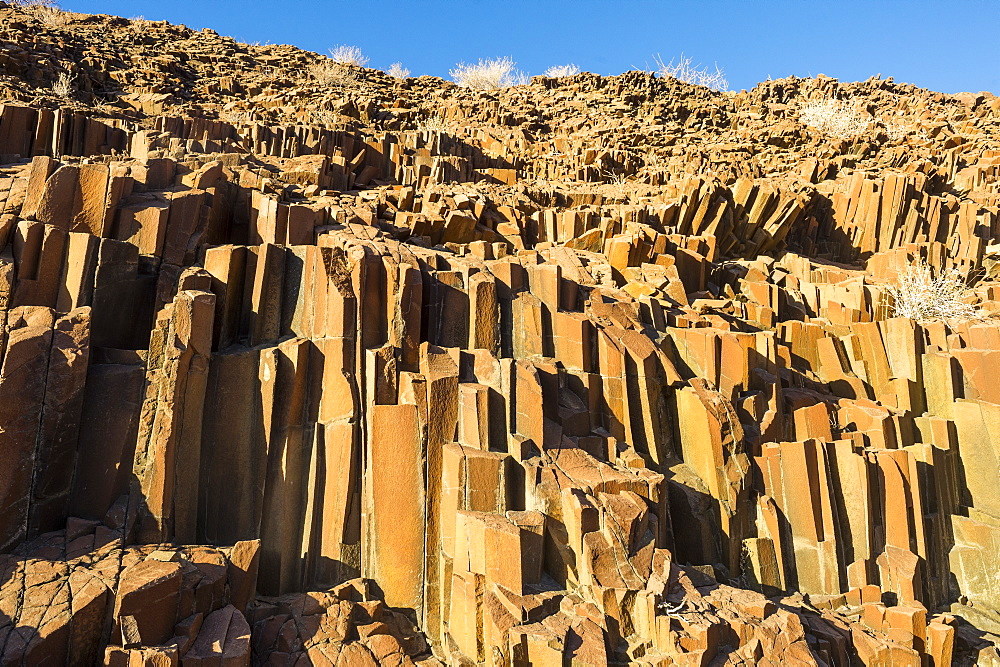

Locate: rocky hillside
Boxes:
[2,1,1000,664]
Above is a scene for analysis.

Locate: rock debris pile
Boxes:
[2,1,1000,664]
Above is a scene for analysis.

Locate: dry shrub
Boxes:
[310,61,358,87]
[450,57,528,89]
[799,99,870,139]
[544,64,580,78]
[885,259,981,321]
[417,114,448,133]
[880,120,908,141]
[328,45,368,67]
[12,0,57,8]
[386,62,410,79]
[14,0,72,25]
[127,15,150,36]
[600,169,632,199]
[304,109,343,126]
[654,53,728,91]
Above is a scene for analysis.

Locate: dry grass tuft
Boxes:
[52,70,75,98]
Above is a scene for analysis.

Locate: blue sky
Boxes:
[62,1,1000,94]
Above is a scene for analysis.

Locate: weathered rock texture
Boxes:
[2,1,1000,664]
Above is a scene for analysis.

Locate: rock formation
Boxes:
[2,1,1000,664]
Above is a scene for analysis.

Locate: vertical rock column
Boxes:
[28,307,92,536]
[364,404,426,613]
[419,344,459,642]
[0,308,54,551]
[133,289,216,543]
[0,306,91,550]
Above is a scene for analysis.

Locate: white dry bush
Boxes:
[328,45,368,67]
[885,260,980,321]
[127,15,149,35]
[450,57,527,90]
[219,109,263,125]
[52,71,75,98]
[601,169,631,198]
[12,0,57,8]
[386,62,410,79]
[307,109,341,126]
[799,99,870,139]
[654,53,728,91]
[15,0,70,25]
[418,114,448,133]
[881,120,908,142]
[310,61,357,87]
[544,63,580,78]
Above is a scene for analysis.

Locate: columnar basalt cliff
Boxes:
[3,2,1000,664]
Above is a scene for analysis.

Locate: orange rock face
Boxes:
[2,1,1000,664]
